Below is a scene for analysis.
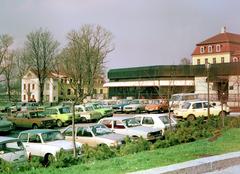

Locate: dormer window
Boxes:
[200,46,205,53]
[208,45,212,53]
[216,44,221,52]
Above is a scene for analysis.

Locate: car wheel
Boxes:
[44,153,54,167]
[32,124,38,129]
[56,119,63,127]
[187,114,195,121]
[136,108,141,114]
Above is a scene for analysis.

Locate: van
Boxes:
[169,93,199,111]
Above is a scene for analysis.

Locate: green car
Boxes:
[45,106,80,127]
[86,103,113,118]
[0,117,13,133]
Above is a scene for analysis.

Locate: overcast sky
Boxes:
[1,0,240,70]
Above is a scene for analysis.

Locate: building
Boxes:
[22,69,108,103]
[104,28,240,108]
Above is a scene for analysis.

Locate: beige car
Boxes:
[62,124,126,147]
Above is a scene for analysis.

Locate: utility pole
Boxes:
[206,63,211,118]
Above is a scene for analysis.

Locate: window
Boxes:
[19,133,28,142]
[205,58,208,64]
[100,89,103,94]
[67,89,71,95]
[46,83,50,90]
[100,120,112,128]
[63,127,73,136]
[197,59,200,65]
[81,128,93,137]
[23,95,26,100]
[142,117,154,125]
[134,117,142,123]
[200,46,205,53]
[29,134,41,143]
[213,58,216,64]
[221,57,225,63]
[53,85,56,90]
[32,84,35,90]
[93,89,97,94]
[208,45,212,53]
[24,84,26,90]
[192,103,202,109]
[113,120,125,129]
[233,57,239,62]
[216,44,221,52]
[53,96,56,101]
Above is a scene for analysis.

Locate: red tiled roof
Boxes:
[197,32,240,45]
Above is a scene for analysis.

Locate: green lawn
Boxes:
[18,128,240,174]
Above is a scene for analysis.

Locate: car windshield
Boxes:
[90,124,112,136]
[170,95,181,102]
[59,107,70,114]
[92,104,102,109]
[122,118,141,127]
[182,102,191,109]
[29,111,46,118]
[85,106,94,111]
[41,131,65,142]
[0,141,24,154]
[159,116,171,125]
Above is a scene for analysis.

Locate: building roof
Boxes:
[197,32,240,45]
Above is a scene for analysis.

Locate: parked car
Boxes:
[112,99,131,113]
[75,105,102,122]
[0,136,28,162]
[0,117,13,133]
[169,93,199,111]
[86,103,113,118]
[45,106,80,127]
[21,102,44,112]
[123,99,148,113]
[7,111,56,129]
[18,129,81,162]
[145,99,169,113]
[173,100,230,120]
[134,114,177,135]
[98,117,162,141]
[62,123,126,147]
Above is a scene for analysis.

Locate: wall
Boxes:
[192,52,231,65]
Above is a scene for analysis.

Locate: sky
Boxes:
[1,0,240,70]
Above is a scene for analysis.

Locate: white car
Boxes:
[75,105,102,122]
[98,117,162,140]
[134,114,177,135]
[62,123,126,147]
[173,100,230,120]
[123,99,148,113]
[18,129,81,162]
[0,136,28,163]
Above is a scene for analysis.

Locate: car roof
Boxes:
[0,136,19,142]
[19,129,59,134]
[184,100,207,104]
[67,123,105,128]
[134,114,169,117]
[100,116,132,121]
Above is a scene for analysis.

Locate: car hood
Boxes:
[45,140,81,149]
[98,133,125,141]
[0,120,12,126]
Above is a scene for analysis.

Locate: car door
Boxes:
[112,120,128,135]
[14,113,27,128]
[76,127,95,147]
[192,102,205,117]
[26,133,44,157]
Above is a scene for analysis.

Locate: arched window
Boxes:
[233,57,239,62]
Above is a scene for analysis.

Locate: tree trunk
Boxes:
[72,101,77,158]
[6,77,11,101]
[39,82,44,104]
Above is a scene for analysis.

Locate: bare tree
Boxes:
[180,57,191,65]
[0,34,13,76]
[24,29,59,104]
[60,24,114,157]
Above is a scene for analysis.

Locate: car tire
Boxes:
[56,119,63,127]
[187,114,195,121]
[44,153,54,167]
[32,124,38,129]
[136,108,141,114]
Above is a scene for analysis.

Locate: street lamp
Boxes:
[205,63,211,118]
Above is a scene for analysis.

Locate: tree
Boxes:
[180,57,191,65]
[24,29,59,104]
[0,34,13,76]
[60,24,114,157]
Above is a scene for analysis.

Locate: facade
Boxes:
[104,28,240,108]
[22,70,108,103]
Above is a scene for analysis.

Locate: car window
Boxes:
[59,107,70,114]
[81,128,93,137]
[113,120,125,129]
[29,134,41,143]
[142,117,154,125]
[100,120,112,128]
[182,102,191,109]
[63,127,73,136]
[19,133,28,142]
[192,103,202,109]
[123,118,141,127]
[203,102,210,108]
[41,131,64,142]
[159,116,171,124]
[91,124,112,136]
[16,113,24,118]
[134,117,142,123]
[76,107,84,112]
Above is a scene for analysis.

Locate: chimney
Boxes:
[221,26,226,33]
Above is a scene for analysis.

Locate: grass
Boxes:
[16,128,240,174]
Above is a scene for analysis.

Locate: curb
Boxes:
[128,151,240,174]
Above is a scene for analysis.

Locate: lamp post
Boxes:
[205,63,210,118]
